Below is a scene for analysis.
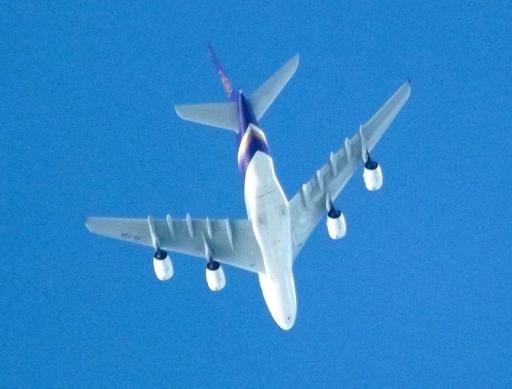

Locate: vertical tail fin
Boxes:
[207,43,236,101]
[173,43,238,132]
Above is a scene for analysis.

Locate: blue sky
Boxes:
[1,1,511,387]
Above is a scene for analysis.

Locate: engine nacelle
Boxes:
[153,252,174,281]
[205,262,226,292]
[326,210,347,240]
[363,161,383,191]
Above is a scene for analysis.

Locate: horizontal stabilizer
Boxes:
[174,102,238,132]
[251,54,299,121]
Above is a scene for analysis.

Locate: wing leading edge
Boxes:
[289,81,411,257]
[85,216,265,274]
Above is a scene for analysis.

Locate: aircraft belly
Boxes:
[244,151,292,277]
[244,151,297,329]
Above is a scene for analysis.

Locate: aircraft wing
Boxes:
[85,216,265,274]
[289,81,411,258]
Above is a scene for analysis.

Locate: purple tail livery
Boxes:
[175,44,299,177]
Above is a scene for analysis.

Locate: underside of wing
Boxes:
[289,81,411,258]
[85,216,264,274]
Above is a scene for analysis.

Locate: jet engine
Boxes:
[326,206,347,240]
[205,260,226,291]
[363,157,383,191]
[152,248,174,281]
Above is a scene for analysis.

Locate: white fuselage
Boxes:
[243,137,297,330]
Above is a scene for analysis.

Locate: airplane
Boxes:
[85,44,411,330]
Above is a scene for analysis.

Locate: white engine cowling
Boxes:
[205,264,226,292]
[153,256,174,281]
[326,212,347,240]
[363,164,383,191]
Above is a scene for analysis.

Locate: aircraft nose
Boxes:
[258,273,297,330]
[276,312,296,331]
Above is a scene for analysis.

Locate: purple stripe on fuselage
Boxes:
[236,91,270,178]
[237,91,257,136]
